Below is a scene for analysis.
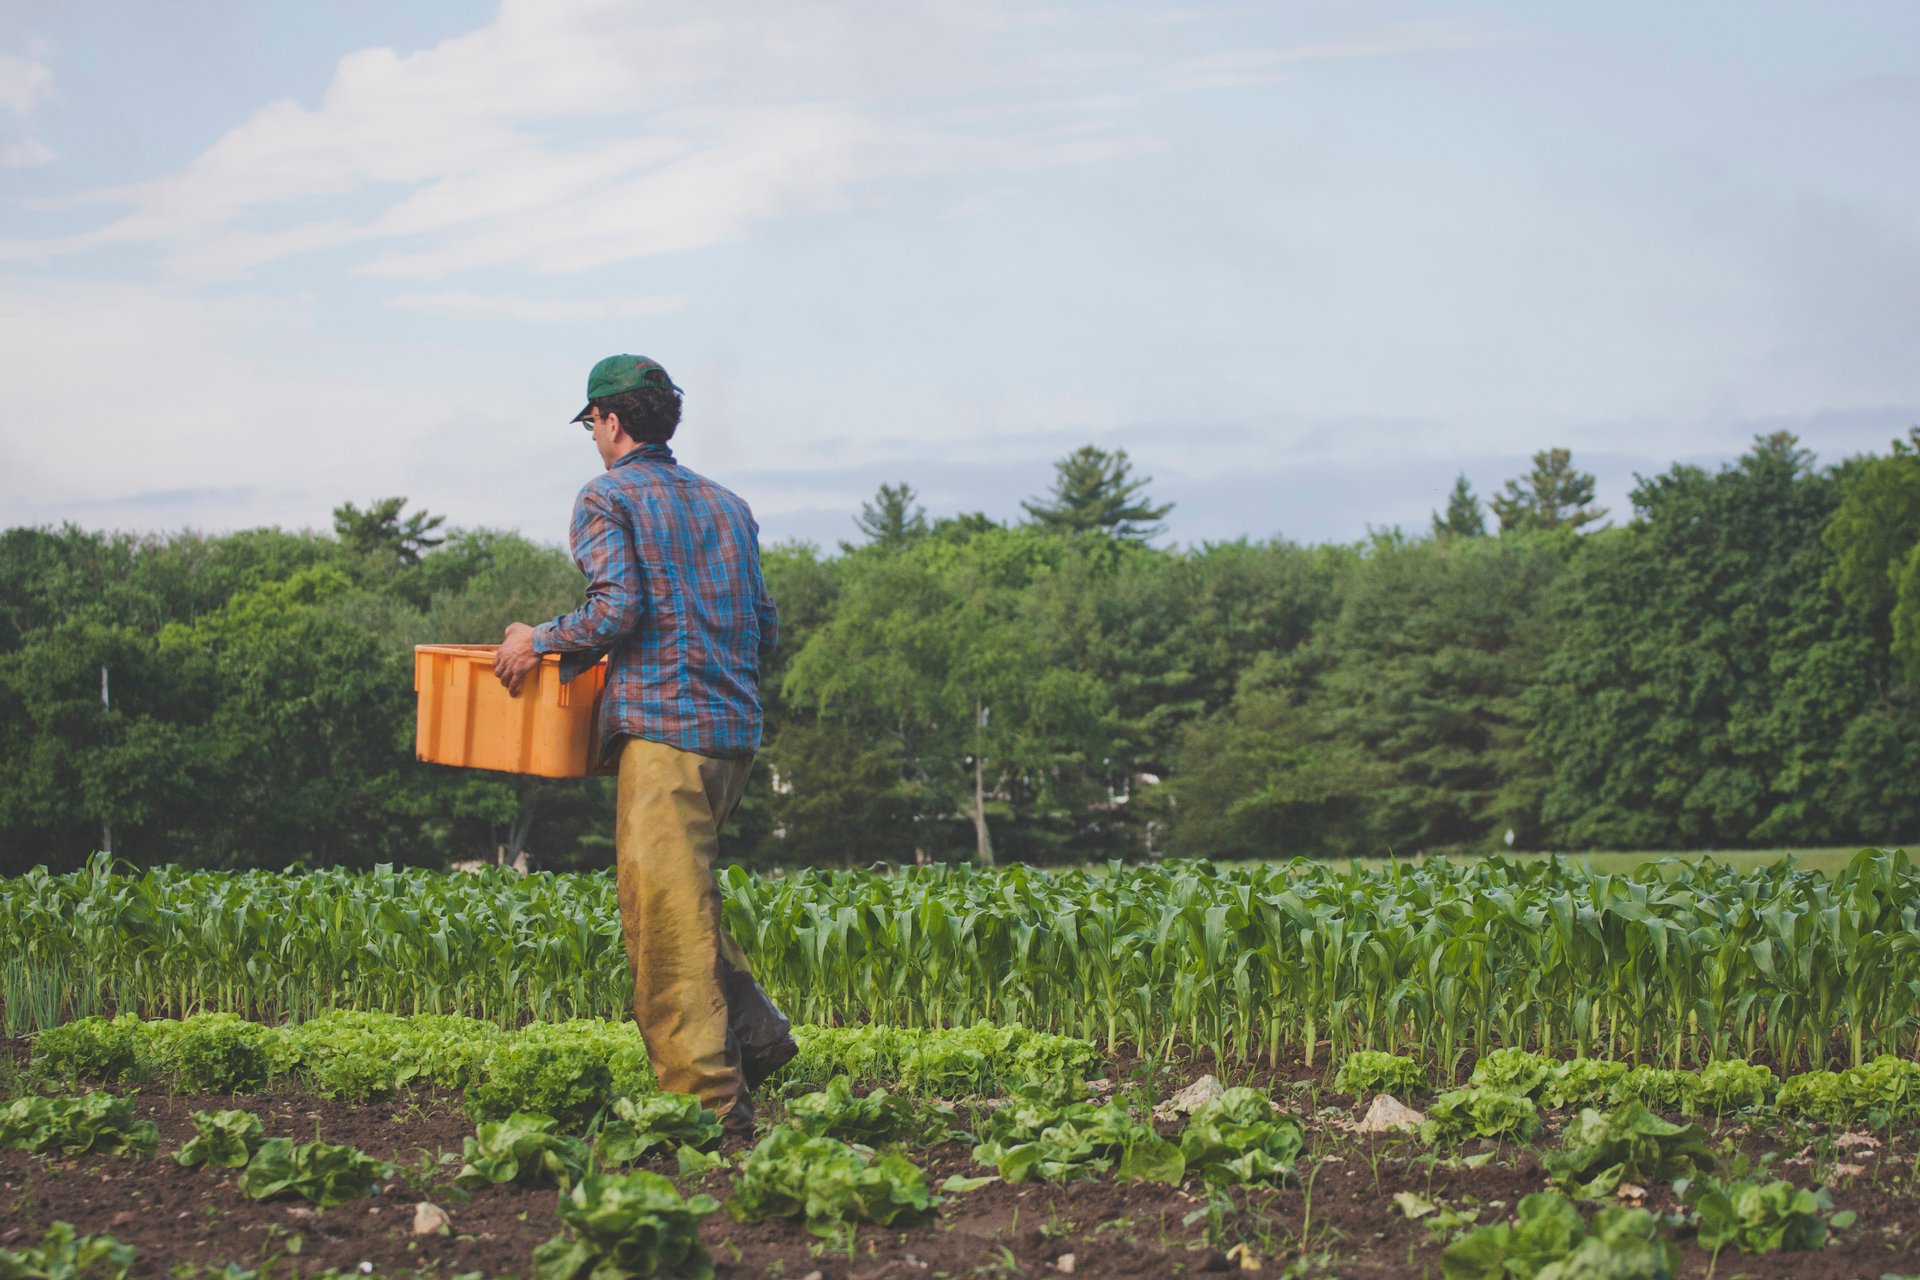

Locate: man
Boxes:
[493,354,795,1137]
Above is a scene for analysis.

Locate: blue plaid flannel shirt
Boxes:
[531,442,777,762]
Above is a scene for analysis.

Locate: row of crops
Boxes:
[20,1012,1101,1120]
[9,1013,1900,1274]
[29,1011,1920,1130]
[4,849,1917,1070]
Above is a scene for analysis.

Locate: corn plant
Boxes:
[5,848,1916,1072]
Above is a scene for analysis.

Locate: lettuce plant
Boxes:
[28,1017,150,1086]
[784,1075,961,1146]
[271,1010,504,1099]
[1440,1192,1678,1280]
[174,1109,265,1169]
[235,1137,394,1206]
[1333,1051,1428,1098]
[1692,1060,1773,1113]
[466,1023,617,1130]
[597,1093,723,1166]
[1538,1058,1630,1110]
[728,1127,938,1246]
[0,1221,136,1280]
[0,1093,157,1157]
[453,1111,590,1190]
[1778,1055,1920,1124]
[1608,1066,1697,1113]
[788,1022,1098,1098]
[1177,1087,1303,1186]
[533,1170,720,1280]
[973,1094,1183,1185]
[1420,1088,1541,1144]
[1468,1049,1555,1098]
[169,1013,272,1094]
[1681,1176,1856,1254]
[1776,1070,1846,1121]
[1541,1103,1714,1198]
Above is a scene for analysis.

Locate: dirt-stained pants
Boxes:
[614,736,763,1120]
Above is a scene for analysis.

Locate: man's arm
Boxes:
[495,488,644,694]
[752,530,779,659]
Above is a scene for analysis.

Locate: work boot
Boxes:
[718,1096,756,1153]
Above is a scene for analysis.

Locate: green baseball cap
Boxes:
[570,354,683,423]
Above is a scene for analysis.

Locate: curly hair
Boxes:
[594,383,682,444]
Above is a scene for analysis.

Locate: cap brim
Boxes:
[570,403,593,423]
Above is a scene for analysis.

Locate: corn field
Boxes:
[4,849,1916,1072]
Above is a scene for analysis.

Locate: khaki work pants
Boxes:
[614,736,762,1119]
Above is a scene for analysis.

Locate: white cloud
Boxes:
[1162,23,1516,92]
[0,2,1108,275]
[0,45,52,115]
[386,290,683,322]
[0,2,1495,278]
[0,41,55,168]
[1030,50,1148,75]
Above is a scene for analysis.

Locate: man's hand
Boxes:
[495,622,540,696]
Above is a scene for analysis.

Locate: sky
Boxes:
[1,0,1915,553]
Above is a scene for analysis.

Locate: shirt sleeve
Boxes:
[532,486,645,653]
[751,527,779,657]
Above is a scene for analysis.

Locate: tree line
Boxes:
[1,431,1914,874]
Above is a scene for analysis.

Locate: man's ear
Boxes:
[604,411,628,442]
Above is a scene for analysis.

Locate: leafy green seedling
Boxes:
[1440,1192,1678,1280]
[728,1127,938,1248]
[1538,1058,1630,1111]
[1679,1175,1856,1253]
[1419,1088,1540,1144]
[1692,1060,1774,1113]
[453,1111,590,1190]
[532,1170,720,1280]
[973,1094,1183,1185]
[1542,1102,1714,1198]
[596,1093,723,1166]
[174,1109,265,1169]
[1178,1087,1304,1186]
[0,1093,158,1157]
[1777,1055,1920,1125]
[784,1075,962,1146]
[0,1221,136,1280]
[1333,1051,1428,1098]
[235,1137,395,1206]
[1468,1049,1555,1098]
[1607,1066,1697,1114]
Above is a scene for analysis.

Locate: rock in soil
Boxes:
[1154,1074,1224,1120]
[1356,1093,1425,1133]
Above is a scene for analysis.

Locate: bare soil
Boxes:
[2,1058,1917,1278]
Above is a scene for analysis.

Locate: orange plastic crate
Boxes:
[413,644,609,777]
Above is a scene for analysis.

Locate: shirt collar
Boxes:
[613,441,675,469]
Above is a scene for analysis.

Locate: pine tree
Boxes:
[331,497,445,567]
[850,482,929,552]
[1490,449,1608,534]
[1021,446,1173,543]
[1431,474,1487,538]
